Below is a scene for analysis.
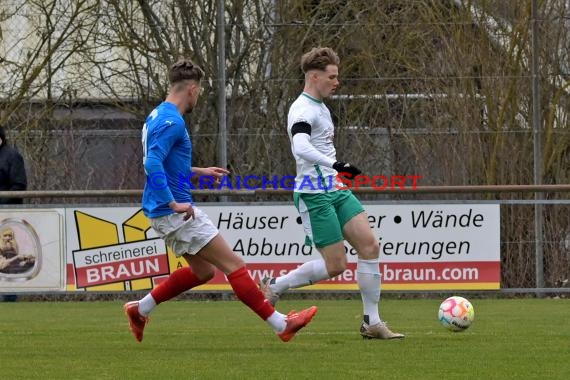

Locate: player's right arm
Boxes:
[168,200,194,220]
[291,121,335,167]
[144,122,195,220]
[143,119,181,207]
[291,121,362,179]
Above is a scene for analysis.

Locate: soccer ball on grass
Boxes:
[438,296,474,332]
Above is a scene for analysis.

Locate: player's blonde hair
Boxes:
[300,47,340,73]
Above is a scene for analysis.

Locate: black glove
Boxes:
[333,161,362,179]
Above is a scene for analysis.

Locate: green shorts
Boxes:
[293,190,364,248]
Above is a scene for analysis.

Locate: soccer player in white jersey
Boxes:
[123,59,317,343]
[261,47,404,339]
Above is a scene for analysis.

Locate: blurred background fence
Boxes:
[1,0,569,291]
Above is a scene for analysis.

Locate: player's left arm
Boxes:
[192,167,230,186]
[192,167,229,177]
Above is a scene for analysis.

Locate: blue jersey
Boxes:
[142,102,193,218]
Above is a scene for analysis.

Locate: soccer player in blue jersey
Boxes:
[124,59,317,343]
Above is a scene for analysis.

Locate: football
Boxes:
[438,296,475,332]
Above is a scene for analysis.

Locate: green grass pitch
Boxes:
[0,298,568,380]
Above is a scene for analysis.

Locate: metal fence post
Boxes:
[217,0,228,203]
[531,0,544,294]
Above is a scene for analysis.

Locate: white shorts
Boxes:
[150,207,219,257]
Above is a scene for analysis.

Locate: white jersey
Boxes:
[287,92,340,193]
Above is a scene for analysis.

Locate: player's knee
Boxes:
[358,240,380,260]
[326,258,347,277]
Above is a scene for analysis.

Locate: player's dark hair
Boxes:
[301,47,340,73]
[169,59,204,85]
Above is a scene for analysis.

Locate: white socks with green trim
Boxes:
[271,259,330,293]
[357,258,381,326]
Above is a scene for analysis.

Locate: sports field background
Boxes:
[0,298,568,380]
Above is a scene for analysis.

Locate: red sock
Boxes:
[227,266,275,320]
[150,267,206,304]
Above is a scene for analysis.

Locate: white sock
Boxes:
[266,311,287,332]
[272,259,330,294]
[138,294,157,316]
[357,258,381,326]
